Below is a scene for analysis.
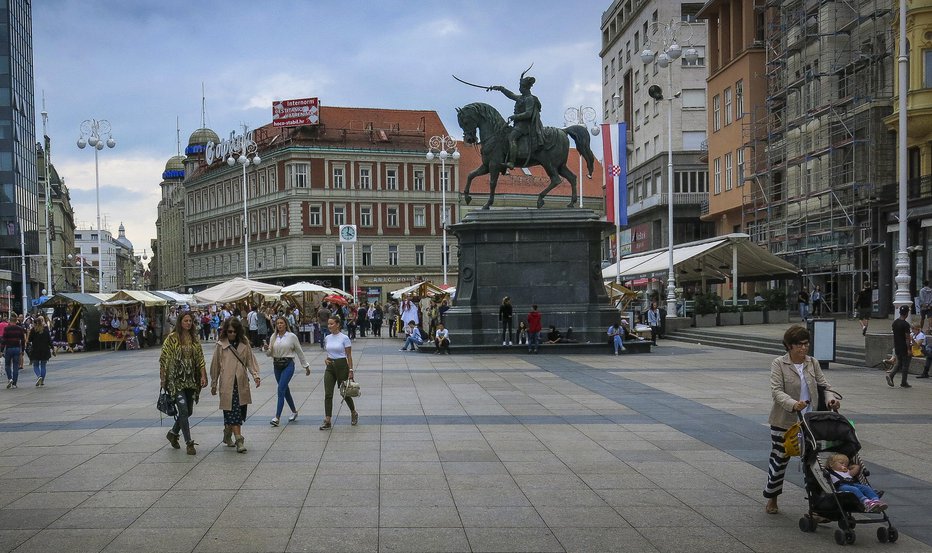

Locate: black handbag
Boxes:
[157,389,177,417]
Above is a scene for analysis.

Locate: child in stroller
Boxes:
[826,454,887,513]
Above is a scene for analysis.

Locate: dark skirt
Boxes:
[223,379,248,426]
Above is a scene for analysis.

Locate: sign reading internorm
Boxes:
[273,97,320,127]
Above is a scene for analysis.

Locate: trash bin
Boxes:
[806,318,836,370]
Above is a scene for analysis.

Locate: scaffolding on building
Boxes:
[743,0,895,314]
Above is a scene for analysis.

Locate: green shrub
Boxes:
[693,292,721,315]
[761,288,788,311]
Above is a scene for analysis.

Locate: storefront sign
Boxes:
[273,97,320,128]
[631,223,651,254]
[205,130,256,166]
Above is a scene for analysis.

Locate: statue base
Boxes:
[445,208,617,346]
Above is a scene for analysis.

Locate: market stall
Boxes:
[193,277,282,304]
[389,281,448,300]
[99,290,168,350]
[42,293,102,352]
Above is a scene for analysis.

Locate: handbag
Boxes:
[157,389,177,417]
[340,379,361,399]
[273,358,290,370]
[783,421,802,457]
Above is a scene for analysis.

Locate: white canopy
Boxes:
[193,277,282,304]
[389,281,449,300]
[281,282,335,295]
[602,233,799,282]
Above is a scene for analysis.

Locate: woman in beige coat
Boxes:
[210,317,261,453]
[764,325,840,514]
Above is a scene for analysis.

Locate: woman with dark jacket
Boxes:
[210,317,261,453]
[499,296,514,346]
[26,316,54,386]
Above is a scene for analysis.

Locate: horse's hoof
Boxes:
[567,201,576,208]
[481,205,491,210]
[464,195,472,205]
[537,198,545,208]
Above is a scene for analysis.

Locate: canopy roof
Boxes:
[193,277,282,304]
[389,281,449,300]
[45,292,102,306]
[601,233,800,283]
[103,290,168,307]
[150,291,197,304]
[281,282,338,295]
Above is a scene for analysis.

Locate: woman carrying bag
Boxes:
[26,316,54,386]
[159,312,208,455]
[210,317,261,453]
[263,316,310,427]
[320,316,358,430]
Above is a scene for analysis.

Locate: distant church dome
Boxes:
[185,128,220,156]
[162,155,185,181]
[116,222,133,250]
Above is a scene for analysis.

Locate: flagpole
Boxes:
[613,158,620,284]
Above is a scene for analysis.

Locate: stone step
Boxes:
[666,328,866,368]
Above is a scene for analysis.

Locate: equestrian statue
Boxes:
[454,65,595,209]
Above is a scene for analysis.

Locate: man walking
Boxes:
[246,305,259,347]
[797,287,810,321]
[856,282,873,336]
[646,302,661,346]
[887,305,913,389]
[919,281,932,331]
[811,286,823,317]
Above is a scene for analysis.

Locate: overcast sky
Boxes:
[34,1,607,259]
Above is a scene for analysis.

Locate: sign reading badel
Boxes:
[272,97,320,128]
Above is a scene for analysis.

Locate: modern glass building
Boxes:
[0,0,38,314]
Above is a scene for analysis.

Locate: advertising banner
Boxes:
[273,97,320,127]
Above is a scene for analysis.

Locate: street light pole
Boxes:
[226,127,261,279]
[563,107,601,208]
[77,119,116,293]
[41,99,52,295]
[640,20,698,317]
[426,135,460,286]
[893,0,911,311]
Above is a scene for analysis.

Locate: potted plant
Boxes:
[741,302,765,325]
[718,302,741,326]
[693,293,720,327]
[762,288,789,324]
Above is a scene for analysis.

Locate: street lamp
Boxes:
[77,119,116,293]
[426,135,460,286]
[5,285,10,314]
[226,131,261,279]
[67,250,86,294]
[563,106,600,208]
[893,0,911,312]
[640,19,699,317]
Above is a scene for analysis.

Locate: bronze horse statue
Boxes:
[456,102,595,209]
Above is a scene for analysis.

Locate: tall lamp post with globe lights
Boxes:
[426,135,459,286]
[563,107,600,208]
[640,20,699,317]
[77,119,115,293]
[225,129,261,279]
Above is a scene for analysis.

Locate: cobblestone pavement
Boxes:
[0,322,930,552]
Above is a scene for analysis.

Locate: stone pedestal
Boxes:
[445,208,617,346]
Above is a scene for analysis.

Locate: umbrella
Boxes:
[322,294,348,306]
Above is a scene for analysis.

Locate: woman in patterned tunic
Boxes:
[210,317,261,453]
[159,311,208,455]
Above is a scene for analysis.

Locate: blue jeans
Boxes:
[4,347,22,384]
[170,389,197,443]
[401,336,421,350]
[799,303,809,320]
[273,361,296,418]
[837,482,879,503]
[611,335,626,353]
[528,331,541,352]
[33,359,47,379]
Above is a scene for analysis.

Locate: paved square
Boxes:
[1,321,930,552]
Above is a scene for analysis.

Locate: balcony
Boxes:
[626,191,707,218]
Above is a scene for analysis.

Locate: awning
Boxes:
[44,292,103,306]
[193,277,282,304]
[389,281,449,300]
[150,291,197,304]
[104,290,168,307]
[602,233,800,283]
[281,282,337,296]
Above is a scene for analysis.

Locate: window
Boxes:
[735,80,745,118]
[724,152,733,191]
[643,71,648,85]
[737,148,746,187]
[634,109,641,129]
[413,169,425,191]
[335,246,343,266]
[360,206,372,227]
[610,57,616,76]
[634,33,639,52]
[723,87,733,126]
[386,168,398,190]
[682,89,705,108]
[924,51,932,88]
[359,166,371,189]
[333,206,345,226]
[388,244,398,266]
[387,206,399,227]
[260,211,267,232]
[634,71,640,92]
[269,208,277,230]
[415,245,425,266]
[309,205,322,226]
[644,102,649,125]
[286,163,309,188]
[362,245,372,266]
[713,157,721,194]
[712,95,721,131]
[681,46,705,66]
[280,206,288,229]
[683,131,706,150]
[674,170,709,193]
[332,166,345,189]
[311,245,321,266]
[250,213,257,234]
[440,168,451,191]
[413,206,426,227]
[681,3,702,22]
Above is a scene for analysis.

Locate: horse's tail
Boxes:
[564,125,595,178]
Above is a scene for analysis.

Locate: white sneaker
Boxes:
[508,341,513,346]
[288,412,298,422]
[503,341,507,346]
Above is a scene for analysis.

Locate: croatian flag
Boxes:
[601,122,627,226]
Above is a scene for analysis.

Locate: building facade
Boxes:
[74,224,134,293]
[0,0,38,313]
[600,0,715,287]
[155,154,186,291]
[181,106,457,303]
[37,136,78,294]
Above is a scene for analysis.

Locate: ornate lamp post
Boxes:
[77,119,115,293]
[426,135,460,286]
[893,0,911,312]
[5,285,10,314]
[640,20,699,317]
[226,131,261,279]
[66,250,86,294]
[563,106,600,208]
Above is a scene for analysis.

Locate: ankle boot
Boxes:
[166,431,180,449]
[186,441,197,455]
[222,426,235,446]
[235,435,246,453]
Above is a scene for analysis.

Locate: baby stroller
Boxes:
[795,409,898,545]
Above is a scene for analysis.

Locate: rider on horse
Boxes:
[488,70,543,169]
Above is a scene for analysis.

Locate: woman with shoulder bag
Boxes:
[263,316,310,427]
[26,316,54,386]
[159,311,208,455]
[764,325,840,514]
[320,315,358,430]
[210,318,261,452]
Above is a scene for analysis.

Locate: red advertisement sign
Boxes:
[272,97,320,127]
[630,223,651,253]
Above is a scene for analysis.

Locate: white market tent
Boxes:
[602,234,799,300]
[389,281,449,300]
[151,290,197,305]
[193,277,282,304]
[281,282,335,295]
